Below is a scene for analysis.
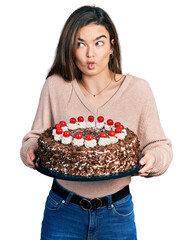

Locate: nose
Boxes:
[86,45,95,58]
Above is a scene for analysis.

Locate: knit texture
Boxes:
[20,74,172,197]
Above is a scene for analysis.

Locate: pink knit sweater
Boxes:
[20,74,172,198]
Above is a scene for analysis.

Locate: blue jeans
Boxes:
[41,184,137,240]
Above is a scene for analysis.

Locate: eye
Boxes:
[96,41,104,46]
[77,42,84,47]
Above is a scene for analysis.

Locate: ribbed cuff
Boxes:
[142,147,172,177]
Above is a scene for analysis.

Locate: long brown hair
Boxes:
[47,5,122,81]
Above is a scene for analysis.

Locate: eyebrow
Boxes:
[78,35,107,42]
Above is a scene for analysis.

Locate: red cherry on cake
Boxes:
[88,115,94,122]
[97,116,104,122]
[119,124,124,129]
[59,121,66,127]
[56,128,63,135]
[100,132,107,138]
[86,134,94,140]
[78,116,84,122]
[107,119,114,126]
[108,130,115,137]
[70,118,76,124]
[115,128,122,133]
[115,122,121,128]
[55,124,62,129]
[75,133,82,139]
[63,131,71,137]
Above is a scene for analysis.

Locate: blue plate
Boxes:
[34,152,143,182]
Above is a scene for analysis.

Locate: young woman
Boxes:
[20,5,173,240]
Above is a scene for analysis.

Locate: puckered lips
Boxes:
[87,61,95,70]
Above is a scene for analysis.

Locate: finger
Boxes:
[136,172,150,177]
[26,157,34,168]
[138,163,153,174]
[135,167,152,176]
[26,152,36,168]
[139,153,152,166]
[29,152,36,161]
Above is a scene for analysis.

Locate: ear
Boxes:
[110,39,115,54]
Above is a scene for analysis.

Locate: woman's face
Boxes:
[74,23,114,76]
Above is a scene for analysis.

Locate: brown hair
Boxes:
[47,5,122,81]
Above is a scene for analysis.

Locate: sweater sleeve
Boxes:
[138,82,173,177]
[20,79,52,165]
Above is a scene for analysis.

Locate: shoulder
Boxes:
[46,74,73,89]
[128,74,150,89]
[127,74,153,97]
[43,74,74,102]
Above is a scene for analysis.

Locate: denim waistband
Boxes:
[52,179,130,210]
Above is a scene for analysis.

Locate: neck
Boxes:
[81,69,113,94]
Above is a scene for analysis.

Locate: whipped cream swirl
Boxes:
[67,123,78,130]
[96,122,104,129]
[98,137,111,146]
[109,136,119,144]
[54,134,63,141]
[72,138,84,146]
[122,129,127,136]
[62,126,68,131]
[77,121,86,128]
[61,136,72,144]
[116,133,125,140]
[86,121,95,128]
[52,129,56,136]
[104,124,112,131]
[85,139,97,148]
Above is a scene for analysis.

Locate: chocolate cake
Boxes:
[36,116,140,177]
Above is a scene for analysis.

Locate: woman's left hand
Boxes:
[136,152,156,177]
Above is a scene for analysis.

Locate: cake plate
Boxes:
[34,152,143,182]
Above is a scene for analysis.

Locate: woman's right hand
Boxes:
[26,146,36,169]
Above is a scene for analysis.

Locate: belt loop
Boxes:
[107,194,113,209]
[65,191,73,205]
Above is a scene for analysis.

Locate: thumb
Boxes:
[139,153,150,165]
[27,147,36,161]
[29,152,36,161]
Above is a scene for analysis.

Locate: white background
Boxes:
[1,0,193,239]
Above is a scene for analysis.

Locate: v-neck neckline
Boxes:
[72,74,131,115]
